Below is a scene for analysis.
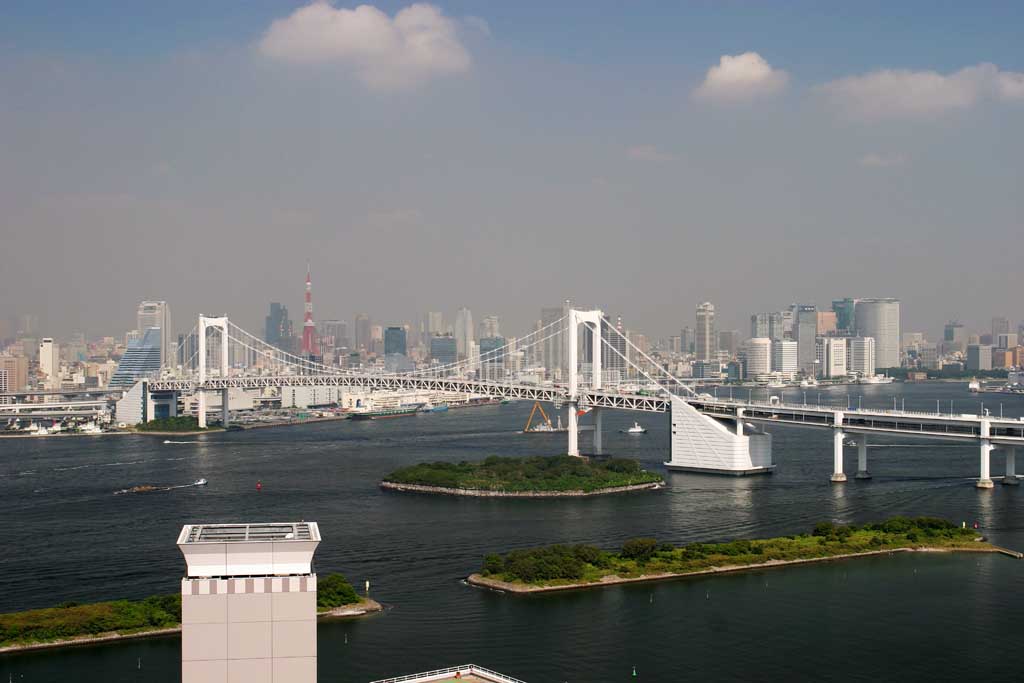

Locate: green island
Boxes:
[135,416,215,433]
[381,455,664,496]
[469,517,1015,593]
[0,574,368,651]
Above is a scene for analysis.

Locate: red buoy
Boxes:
[256,481,263,492]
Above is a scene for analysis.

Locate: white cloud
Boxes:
[258,2,472,90]
[819,63,1024,120]
[693,52,789,104]
[627,145,676,162]
[859,153,908,168]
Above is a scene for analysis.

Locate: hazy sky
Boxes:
[1,1,1021,341]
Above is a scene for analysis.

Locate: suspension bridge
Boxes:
[137,309,1024,488]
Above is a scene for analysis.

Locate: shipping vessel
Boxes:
[350,405,423,421]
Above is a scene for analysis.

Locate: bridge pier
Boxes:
[221,388,229,428]
[197,391,207,429]
[855,437,871,480]
[831,428,846,483]
[1003,447,1018,485]
[567,402,579,457]
[592,407,603,455]
[735,408,744,436]
[977,440,994,489]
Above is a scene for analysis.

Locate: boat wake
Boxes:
[114,479,208,495]
[163,440,200,444]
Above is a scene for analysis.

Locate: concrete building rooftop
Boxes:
[177,521,321,578]
[179,522,318,544]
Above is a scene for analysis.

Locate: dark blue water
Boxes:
[2,383,1023,682]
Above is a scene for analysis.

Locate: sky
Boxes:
[1,1,1022,341]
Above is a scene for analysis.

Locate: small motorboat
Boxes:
[623,422,647,434]
[194,478,208,486]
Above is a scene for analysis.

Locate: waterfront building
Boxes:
[430,335,457,370]
[816,337,847,378]
[832,298,857,332]
[966,344,993,371]
[742,338,771,380]
[137,301,173,368]
[0,355,29,392]
[265,303,293,352]
[109,328,163,388]
[918,342,940,370]
[384,327,407,356]
[771,339,798,375]
[695,302,716,362]
[854,298,900,369]
[455,307,474,358]
[943,321,966,355]
[354,313,371,351]
[692,359,721,379]
[848,337,876,377]
[178,522,320,683]
[38,337,60,387]
[794,305,817,375]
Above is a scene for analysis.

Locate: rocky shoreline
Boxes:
[466,544,1019,594]
[380,480,664,497]
[318,597,383,619]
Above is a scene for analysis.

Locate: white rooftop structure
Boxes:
[177,522,320,578]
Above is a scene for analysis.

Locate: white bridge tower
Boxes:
[197,315,230,429]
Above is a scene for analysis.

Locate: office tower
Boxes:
[0,369,8,399]
[918,342,939,370]
[680,326,695,354]
[771,339,798,374]
[600,315,627,377]
[832,298,857,333]
[137,301,173,368]
[794,305,818,374]
[816,311,838,337]
[766,312,784,342]
[38,338,60,387]
[848,337,876,377]
[109,328,163,388]
[966,344,993,371]
[742,338,771,379]
[354,314,371,351]
[425,311,444,346]
[541,306,565,378]
[265,303,293,351]
[479,315,501,339]
[695,302,716,361]
[992,317,1011,341]
[320,320,348,351]
[384,327,407,356]
[430,335,457,369]
[751,313,769,340]
[718,330,739,357]
[301,265,317,356]
[455,307,474,358]
[816,337,847,378]
[996,333,1018,350]
[854,298,900,369]
[177,522,320,683]
[782,308,796,338]
[943,321,966,354]
[479,336,506,380]
[0,355,29,393]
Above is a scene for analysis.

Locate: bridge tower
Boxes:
[197,315,230,429]
[566,309,604,457]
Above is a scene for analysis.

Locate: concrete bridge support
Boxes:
[197,391,208,429]
[830,412,846,483]
[567,402,579,457]
[1003,447,1018,485]
[592,407,603,455]
[855,437,871,480]
[977,419,994,489]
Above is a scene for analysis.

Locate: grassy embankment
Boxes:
[384,455,663,493]
[135,416,214,432]
[479,517,992,587]
[0,574,361,649]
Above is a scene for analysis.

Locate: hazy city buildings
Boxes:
[430,335,457,369]
[38,337,59,388]
[137,300,173,368]
[695,302,716,362]
[816,337,847,378]
[772,339,798,375]
[943,321,966,355]
[848,337,877,377]
[832,298,857,333]
[265,303,293,352]
[967,344,993,371]
[794,305,818,375]
[384,327,407,356]
[742,337,771,379]
[455,307,474,359]
[354,314,371,351]
[541,305,566,379]
[854,298,900,369]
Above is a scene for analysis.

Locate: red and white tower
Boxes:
[302,262,317,356]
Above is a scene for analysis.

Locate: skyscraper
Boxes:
[265,303,293,352]
[718,330,739,357]
[695,302,716,362]
[137,301,173,368]
[943,321,965,354]
[832,298,857,333]
[772,339,798,374]
[992,317,1011,341]
[816,337,847,378]
[430,336,457,369]
[680,326,695,354]
[854,298,900,369]
[301,264,317,357]
[384,327,407,356]
[794,305,818,374]
[602,315,627,378]
[354,314,371,351]
[109,328,163,388]
[455,307,474,358]
[848,337,876,377]
[480,315,501,339]
[38,338,60,387]
[751,313,770,340]
[742,338,771,379]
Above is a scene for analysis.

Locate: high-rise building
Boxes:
[301,265,317,357]
[996,333,1018,349]
[695,302,716,361]
[848,337,876,377]
[479,336,506,381]
[265,303,293,352]
[137,301,173,368]
[38,338,60,387]
[602,315,626,377]
[832,298,857,333]
[479,315,501,339]
[0,355,29,392]
[992,317,1011,341]
[816,311,838,337]
[816,337,847,378]
[966,344,993,371]
[680,326,695,354]
[384,327,407,356]
[794,305,818,375]
[354,314,371,351]
[455,307,474,358]
[319,320,348,353]
[430,335,457,369]
[854,298,900,369]
[718,330,739,357]
[109,328,163,388]
[771,339,798,374]
[750,313,770,340]
[541,306,566,378]
[177,522,321,683]
[742,338,771,379]
[943,321,966,354]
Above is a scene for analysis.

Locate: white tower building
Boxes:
[137,300,173,368]
[742,338,772,380]
[38,337,60,388]
[848,337,876,377]
[178,522,321,683]
[772,339,798,375]
[854,298,900,370]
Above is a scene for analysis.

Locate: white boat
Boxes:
[195,478,208,486]
[623,422,647,434]
[800,379,818,388]
[766,381,786,389]
[79,422,103,434]
[858,374,894,385]
[968,379,981,393]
